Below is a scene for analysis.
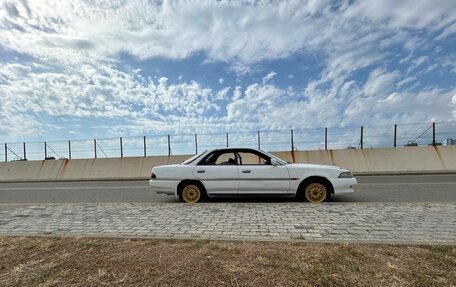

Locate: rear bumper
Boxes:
[329,177,357,196]
[149,179,179,198]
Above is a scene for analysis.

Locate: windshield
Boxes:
[181,150,208,165]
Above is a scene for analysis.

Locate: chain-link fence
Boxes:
[2,121,456,161]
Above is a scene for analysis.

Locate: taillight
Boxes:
[151,173,156,179]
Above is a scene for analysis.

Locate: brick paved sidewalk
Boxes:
[0,203,455,244]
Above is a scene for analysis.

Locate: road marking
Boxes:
[0,186,148,190]
[357,182,456,185]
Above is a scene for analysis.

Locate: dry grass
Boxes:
[0,236,455,286]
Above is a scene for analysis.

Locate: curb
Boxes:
[1,233,455,246]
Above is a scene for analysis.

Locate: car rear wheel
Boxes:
[179,182,205,203]
[298,180,331,203]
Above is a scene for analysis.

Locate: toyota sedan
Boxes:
[149,148,357,203]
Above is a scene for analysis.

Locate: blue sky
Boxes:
[0,0,455,143]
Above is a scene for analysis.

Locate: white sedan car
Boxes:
[149,148,357,203]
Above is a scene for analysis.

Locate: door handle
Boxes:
[197,170,205,173]
[242,170,251,173]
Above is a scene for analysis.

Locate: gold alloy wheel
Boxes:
[182,184,201,203]
[305,182,327,203]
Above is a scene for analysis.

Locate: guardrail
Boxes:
[1,121,455,161]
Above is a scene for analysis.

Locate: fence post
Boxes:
[394,124,397,147]
[291,129,294,151]
[325,128,328,150]
[167,135,171,156]
[94,139,97,159]
[4,143,7,162]
[23,142,26,160]
[257,131,261,149]
[432,122,436,146]
[226,133,229,147]
[44,142,47,159]
[68,140,72,159]
[360,126,364,149]
[120,137,123,158]
[195,134,198,154]
[143,136,147,157]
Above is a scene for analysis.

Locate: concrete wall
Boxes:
[0,146,455,182]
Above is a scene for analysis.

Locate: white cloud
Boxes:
[436,22,456,40]
[0,62,223,139]
[406,56,429,74]
[215,86,230,101]
[225,72,455,131]
[0,0,454,141]
[232,86,242,101]
[397,76,417,88]
[345,0,456,30]
[226,81,344,130]
[227,83,294,127]
[413,56,429,67]
[1,0,454,67]
[377,89,456,120]
[364,69,401,97]
[262,71,277,83]
[452,94,456,120]
[1,59,455,141]
[323,48,386,84]
[305,0,331,14]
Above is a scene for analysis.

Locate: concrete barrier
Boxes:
[295,146,456,172]
[0,146,454,182]
[0,159,66,181]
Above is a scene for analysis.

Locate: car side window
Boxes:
[200,152,238,165]
[237,152,270,165]
[214,152,238,165]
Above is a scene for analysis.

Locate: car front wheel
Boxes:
[298,180,331,203]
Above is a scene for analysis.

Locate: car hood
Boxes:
[287,163,347,171]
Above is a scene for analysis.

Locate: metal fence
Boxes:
[2,121,455,161]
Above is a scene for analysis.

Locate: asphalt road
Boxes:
[0,174,455,204]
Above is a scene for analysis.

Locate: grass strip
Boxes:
[0,236,455,286]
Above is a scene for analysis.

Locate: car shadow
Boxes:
[203,194,360,203]
[206,195,299,203]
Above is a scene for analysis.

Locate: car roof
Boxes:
[206,147,262,153]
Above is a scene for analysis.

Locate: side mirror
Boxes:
[270,158,279,166]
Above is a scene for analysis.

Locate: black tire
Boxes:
[297,179,331,203]
[178,181,207,203]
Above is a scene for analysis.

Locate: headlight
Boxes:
[338,171,353,178]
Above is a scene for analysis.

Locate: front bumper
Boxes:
[329,177,357,195]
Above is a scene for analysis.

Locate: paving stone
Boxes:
[0,203,454,244]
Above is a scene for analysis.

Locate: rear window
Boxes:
[181,150,207,165]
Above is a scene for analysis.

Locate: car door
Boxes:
[192,151,240,195]
[237,151,290,194]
